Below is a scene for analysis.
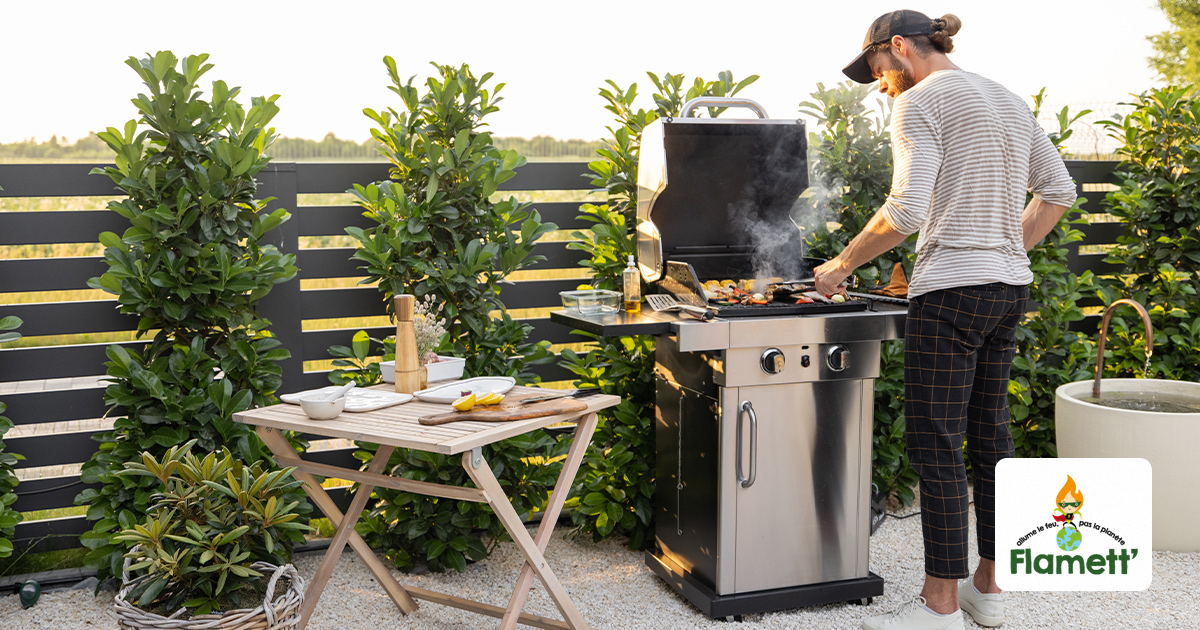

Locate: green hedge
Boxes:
[1098,85,1200,381]
[343,60,560,573]
[76,51,303,587]
[0,316,23,558]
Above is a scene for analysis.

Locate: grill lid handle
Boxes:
[679,97,769,119]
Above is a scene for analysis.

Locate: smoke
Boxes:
[726,128,837,288]
[728,200,806,286]
[794,176,839,236]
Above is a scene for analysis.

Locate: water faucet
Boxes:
[1093,299,1153,398]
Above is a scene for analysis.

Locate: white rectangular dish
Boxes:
[280,387,413,412]
[413,376,516,404]
[425,356,466,382]
[380,356,466,384]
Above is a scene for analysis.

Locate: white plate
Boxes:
[281,387,413,412]
[414,377,516,404]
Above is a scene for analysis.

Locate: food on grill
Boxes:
[701,278,853,307]
[767,281,809,293]
[703,279,771,292]
[795,289,853,304]
[704,280,772,305]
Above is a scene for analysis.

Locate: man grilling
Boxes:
[813,10,1077,630]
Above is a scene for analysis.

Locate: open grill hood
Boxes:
[636,97,809,283]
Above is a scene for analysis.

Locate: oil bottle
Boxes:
[623,255,641,313]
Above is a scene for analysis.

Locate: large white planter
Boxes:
[1056,378,1200,552]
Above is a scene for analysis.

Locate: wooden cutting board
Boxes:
[418,393,589,425]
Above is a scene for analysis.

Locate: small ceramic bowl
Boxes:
[298,395,346,420]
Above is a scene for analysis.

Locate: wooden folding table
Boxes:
[233,386,620,630]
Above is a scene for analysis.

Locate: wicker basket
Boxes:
[115,556,306,630]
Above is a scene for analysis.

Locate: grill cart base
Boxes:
[646,551,884,619]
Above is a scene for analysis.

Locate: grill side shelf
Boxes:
[550,309,675,338]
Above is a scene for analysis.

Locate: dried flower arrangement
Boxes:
[413,294,449,365]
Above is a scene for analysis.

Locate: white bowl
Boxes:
[298,395,346,420]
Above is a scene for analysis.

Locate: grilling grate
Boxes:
[661,260,868,318]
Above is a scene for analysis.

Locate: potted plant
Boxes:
[112,440,311,628]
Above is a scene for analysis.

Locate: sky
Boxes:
[0,1,1171,145]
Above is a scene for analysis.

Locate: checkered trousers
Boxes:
[904,283,1028,580]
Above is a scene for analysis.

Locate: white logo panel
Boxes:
[996,458,1151,591]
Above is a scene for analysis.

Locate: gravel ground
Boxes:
[3,500,1196,629]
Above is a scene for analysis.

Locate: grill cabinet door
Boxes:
[726,380,868,593]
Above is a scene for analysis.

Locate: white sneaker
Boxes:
[958,581,1004,627]
[862,596,965,630]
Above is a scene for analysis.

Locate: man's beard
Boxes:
[883,66,915,96]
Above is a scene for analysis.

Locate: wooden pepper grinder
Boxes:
[393,294,428,394]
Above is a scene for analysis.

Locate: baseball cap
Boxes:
[843,10,935,84]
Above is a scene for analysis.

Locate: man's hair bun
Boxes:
[935,14,961,36]
[927,14,961,53]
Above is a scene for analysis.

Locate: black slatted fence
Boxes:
[0,161,596,553]
[0,160,1121,553]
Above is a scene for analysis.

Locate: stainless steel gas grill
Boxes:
[551,97,905,619]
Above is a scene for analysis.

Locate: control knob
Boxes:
[760,348,785,375]
[827,345,851,372]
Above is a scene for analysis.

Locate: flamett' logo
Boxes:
[1053,475,1084,551]
[997,459,1151,591]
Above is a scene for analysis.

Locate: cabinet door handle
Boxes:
[737,401,757,488]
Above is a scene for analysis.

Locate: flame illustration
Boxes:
[1056,475,1084,506]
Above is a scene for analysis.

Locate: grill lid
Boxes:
[636,97,808,282]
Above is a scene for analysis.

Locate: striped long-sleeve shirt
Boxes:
[877,70,1078,298]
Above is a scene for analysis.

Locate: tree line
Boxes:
[0,133,605,161]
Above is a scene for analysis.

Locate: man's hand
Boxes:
[813,258,853,296]
[812,209,908,296]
